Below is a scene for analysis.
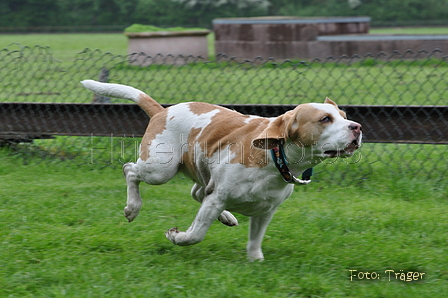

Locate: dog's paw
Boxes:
[248,255,265,262]
[247,250,265,262]
[124,205,140,222]
[218,210,238,226]
[165,227,180,244]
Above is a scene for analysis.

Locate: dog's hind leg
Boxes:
[123,162,143,222]
[123,157,180,222]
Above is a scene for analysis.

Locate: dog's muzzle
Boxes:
[324,123,362,158]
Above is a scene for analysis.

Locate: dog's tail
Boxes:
[81,80,164,117]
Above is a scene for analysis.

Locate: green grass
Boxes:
[1,44,447,106]
[0,33,128,61]
[1,31,448,105]
[0,32,213,64]
[370,27,448,35]
[1,145,447,297]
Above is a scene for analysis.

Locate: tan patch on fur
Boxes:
[187,102,226,115]
[181,151,198,182]
[156,102,273,168]
[185,106,271,168]
[139,110,168,161]
[180,127,202,180]
[290,104,327,147]
[138,93,164,118]
[252,111,294,149]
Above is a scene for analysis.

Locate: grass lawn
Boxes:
[370,27,448,35]
[1,38,447,106]
[0,147,447,297]
[0,33,128,61]
[1,29,447,106]
[0,32,215,63]
[1,28,448,107]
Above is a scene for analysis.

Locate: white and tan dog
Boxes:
[81,80,362,261]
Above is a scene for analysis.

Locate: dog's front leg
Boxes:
[165,196,224,246]
[123,162,142,222]
[247,210,276,261]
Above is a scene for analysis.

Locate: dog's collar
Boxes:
[270,144,312,185]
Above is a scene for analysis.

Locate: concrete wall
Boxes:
[126,30,210,65]
[213,17,448,61]
[314,36,448,59]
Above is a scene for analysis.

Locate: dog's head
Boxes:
[252,97,362,158]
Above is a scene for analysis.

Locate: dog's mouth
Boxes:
[323,138,361,158]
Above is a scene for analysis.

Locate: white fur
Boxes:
[81,80,143,103]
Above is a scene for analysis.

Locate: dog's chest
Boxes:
[225,183,294,216]
[211,164,295,216]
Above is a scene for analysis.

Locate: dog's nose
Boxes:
[349,123,362,134]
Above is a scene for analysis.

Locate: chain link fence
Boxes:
[1,44,447,184]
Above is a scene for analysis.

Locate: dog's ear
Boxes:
[252,112,293,150]
[324,97,347,119]
[324,97,337,106]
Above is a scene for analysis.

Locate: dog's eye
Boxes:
[319,116,332,123]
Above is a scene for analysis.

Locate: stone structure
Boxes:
[315,34,448,59]
[126,29,211,64]
[213,16,448,60]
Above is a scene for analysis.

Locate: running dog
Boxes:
[81,80,362,261]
